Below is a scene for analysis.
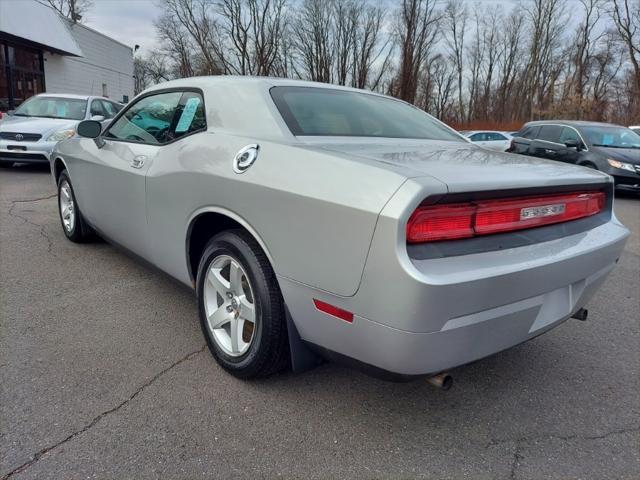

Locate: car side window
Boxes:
[519,126,540,139]
[100,100,117,119]
[90,100,105,117]
[559,127,580,143]
[105,92,183,145]
[469,133,484,142]
[488,132,507,141]
[171,91,206,141]
[538,125,563,143]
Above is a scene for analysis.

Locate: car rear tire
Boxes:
[57,170,93,243]
[196,230,289,379]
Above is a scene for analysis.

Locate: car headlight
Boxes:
[607,158,636,172]
[46,129,76,142]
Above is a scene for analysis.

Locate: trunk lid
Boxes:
[307,139,610,192]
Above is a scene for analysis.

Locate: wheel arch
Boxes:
[52,156,68,183]
[185,207,321,373]
[185,207,276,286]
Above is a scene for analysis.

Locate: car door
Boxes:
[485,132,510,151]
[74,91,184,256]
[529,124,563,160]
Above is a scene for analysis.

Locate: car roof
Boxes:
[465,130,510,134]
[524,120,621,128]
[36,93,90,100]
[144,75,394,100]
[139,75,429,142]
[33,93,119,103]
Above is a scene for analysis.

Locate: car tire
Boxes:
[196,230,289,379]
[57,170,93,243]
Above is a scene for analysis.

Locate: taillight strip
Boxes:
[407,191,605,243]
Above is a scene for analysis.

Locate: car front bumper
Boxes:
[280,181,629,377]
[0,139,57,164]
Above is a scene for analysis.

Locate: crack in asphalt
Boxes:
[6,194,58,257]
[509,441,523,480]
[489,426,640,480]
[488,425,640,448]
[1,345,206,480]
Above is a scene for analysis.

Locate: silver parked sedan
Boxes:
[0,94,122,166]
[50,77,629,382]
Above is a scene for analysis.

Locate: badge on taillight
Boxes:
[520,203,566,220]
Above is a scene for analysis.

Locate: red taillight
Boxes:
[407,191,605,243]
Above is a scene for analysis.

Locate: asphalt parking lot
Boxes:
[1,164,638,480]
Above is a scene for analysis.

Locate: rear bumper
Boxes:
[281,180,629,376]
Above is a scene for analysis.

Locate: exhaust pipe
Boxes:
[572,308,588,321]
[427,372,453,391]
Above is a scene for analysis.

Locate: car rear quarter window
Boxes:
[538,125,563,143]
[519,126,540,139]
[559,127,580,143]
[270,86,462,141]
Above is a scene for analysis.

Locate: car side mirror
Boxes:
[90,115,105,122]
[77,120,105,148]
[564,139,581,150]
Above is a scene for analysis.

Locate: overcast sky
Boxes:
[83,0,592,56]
[84,0,161,54]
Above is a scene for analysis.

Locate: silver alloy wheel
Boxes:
[59,180,75,233]
[203,254,257,357]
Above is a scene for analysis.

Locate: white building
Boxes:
[0,0,134,112]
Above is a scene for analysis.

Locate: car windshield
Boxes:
[270,86,463,141]
[581,126,640,149]
[13,97,87,120]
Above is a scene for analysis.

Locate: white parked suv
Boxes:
[0,94,122,166]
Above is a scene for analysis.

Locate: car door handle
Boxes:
[131,155,146,169]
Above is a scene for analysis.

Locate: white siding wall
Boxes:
[43,22,134,103]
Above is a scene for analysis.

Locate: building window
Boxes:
[0,39,45,111]
[102,83,108,97]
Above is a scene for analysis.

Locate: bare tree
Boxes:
[519,0,568,119]
[443,0,468,122]
[610,0,640,94]
[162,0,223,75]
[134,53,171,94]
[155,11,196,78]
[391,0,441,103]
[494,11,524,122]
[215,0,288,76]
[351,3,390,90]
[291,0,333,82]
[45,0,91,22]
[427,55,456,120]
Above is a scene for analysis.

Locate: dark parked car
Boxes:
[508,121,640,192]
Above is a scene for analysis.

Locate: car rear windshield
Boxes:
[13,97,87,120]
[270,86,462,141]
[580,126,640,149]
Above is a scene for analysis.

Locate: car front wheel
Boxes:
[196,230,289,378]
[57,170,92,242]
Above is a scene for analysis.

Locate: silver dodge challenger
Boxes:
[50,77,629,383]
